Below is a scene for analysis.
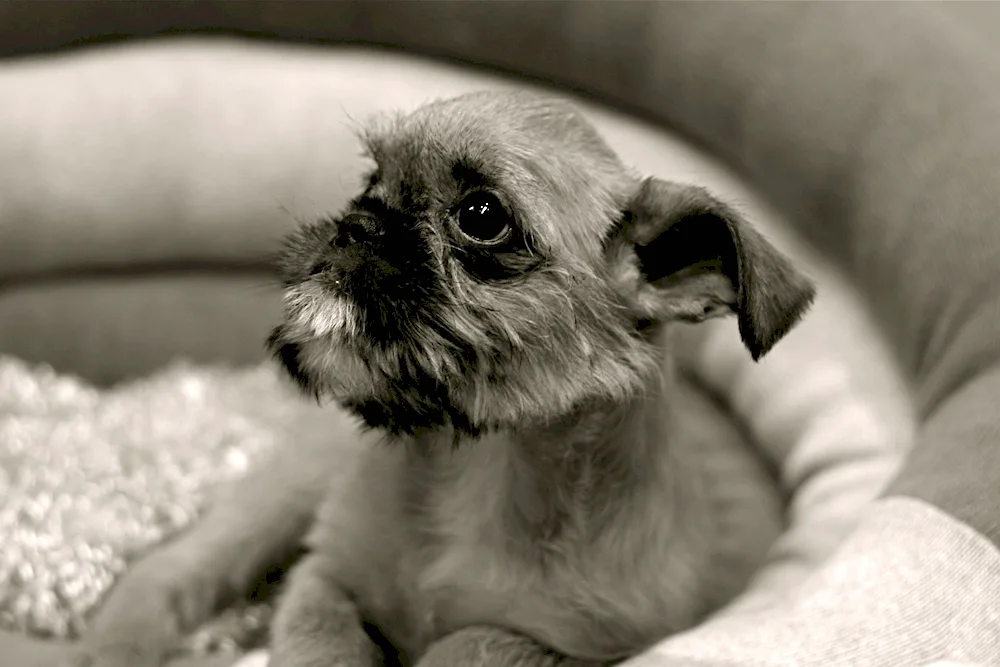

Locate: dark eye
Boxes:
[456,191,512,245]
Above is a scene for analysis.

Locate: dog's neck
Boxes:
[505,388,673,539]
[408,343,695,547]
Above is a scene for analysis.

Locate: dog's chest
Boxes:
[352,436,535,656]
[339,433,694,662]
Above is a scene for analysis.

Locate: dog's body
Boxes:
[286,353,782,664]
[69,91,813,667]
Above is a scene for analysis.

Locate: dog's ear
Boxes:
[608,178,815,360]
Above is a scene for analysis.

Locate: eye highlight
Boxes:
[455,191,513,245]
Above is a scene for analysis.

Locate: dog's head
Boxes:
[268,91,814,437]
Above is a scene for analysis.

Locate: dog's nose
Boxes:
[333,212,384,248]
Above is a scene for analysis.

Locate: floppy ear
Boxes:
[609,178,815,360]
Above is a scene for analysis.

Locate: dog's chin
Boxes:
[269,284,374,394]
[266,324,487,439]
[280,282,362,341]
[267,333,371,399]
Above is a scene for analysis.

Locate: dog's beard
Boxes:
[281,282,362,341]
[269,331,483,439]
[268,331,374,400]
[269,282,481,438]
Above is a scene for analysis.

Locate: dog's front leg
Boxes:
[65,408,363,667]
[269,552,380,667]
[415,626,607,667]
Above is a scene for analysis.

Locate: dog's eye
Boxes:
[456,192,512,245]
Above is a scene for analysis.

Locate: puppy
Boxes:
[68,90,814,667]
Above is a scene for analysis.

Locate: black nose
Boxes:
[334,212,383,248]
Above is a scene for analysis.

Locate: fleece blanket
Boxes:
[0,359,288,657]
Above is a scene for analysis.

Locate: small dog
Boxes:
[69,91,814,667]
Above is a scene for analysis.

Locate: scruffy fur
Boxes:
[67,91,814,667]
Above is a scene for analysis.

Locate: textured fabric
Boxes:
[0,357,294,652]
[627,498,1000,667]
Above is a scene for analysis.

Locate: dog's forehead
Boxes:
[368,91,608,159]
[361,92,633,254]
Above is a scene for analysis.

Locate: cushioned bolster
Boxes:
[0,55,293,283]
[632,498,1000,666]
[0,274,281,384]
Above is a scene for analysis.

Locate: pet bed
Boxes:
[0,40,917,667]
[0,3,998,666]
